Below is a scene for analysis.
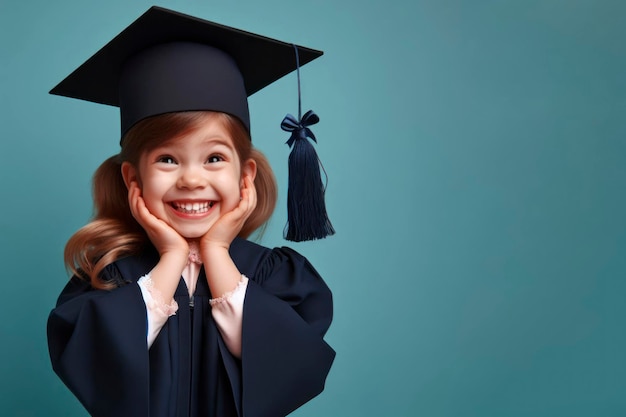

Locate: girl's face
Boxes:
[127,117,255,239]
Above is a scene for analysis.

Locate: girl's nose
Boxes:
[177,166,207,189]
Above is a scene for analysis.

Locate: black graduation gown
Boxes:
[47,237,335,417]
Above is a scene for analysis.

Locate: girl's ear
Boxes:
[241,158,257,186]
[121,162,138,190]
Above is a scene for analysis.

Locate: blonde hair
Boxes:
[65,111,277,289]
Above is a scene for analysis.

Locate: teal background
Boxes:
[1,0,625,416]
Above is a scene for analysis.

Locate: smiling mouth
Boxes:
[170,201,215,214]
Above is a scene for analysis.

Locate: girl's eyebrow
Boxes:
[155,135,234,151]
[201,135,235,148]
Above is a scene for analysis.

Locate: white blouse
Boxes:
[137,255,247,358]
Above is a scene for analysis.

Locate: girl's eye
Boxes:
[157,156,177,164]
[207,155,224,163]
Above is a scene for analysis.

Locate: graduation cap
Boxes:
[50,5,334,242]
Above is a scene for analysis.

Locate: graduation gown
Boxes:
[47,237,335,417]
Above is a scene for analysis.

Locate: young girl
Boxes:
[47,7,334,417]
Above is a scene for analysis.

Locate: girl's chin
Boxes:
[181,232,209,240]
[174,226,212,240]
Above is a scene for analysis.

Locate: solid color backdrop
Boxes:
[1,0,625,416]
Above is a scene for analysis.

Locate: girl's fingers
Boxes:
[201,175,257,247]
[226,176,253,220]
[232,176,256,223]
[128,182,143,221]
[127,182,187,255]
[128,182,152,229]
[129,182,165,233]
[246,176,257,214]
[240,175,257,216]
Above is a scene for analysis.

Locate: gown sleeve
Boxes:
[47,264,152,417]
[228,239,336,417]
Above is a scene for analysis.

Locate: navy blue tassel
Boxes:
[281,110,335,241]
[281,45,334,241]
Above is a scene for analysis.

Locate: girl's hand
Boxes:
[200,175,256,310]
[128,181,189,259]
[201,175,257,251]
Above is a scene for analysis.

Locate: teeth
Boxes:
[172,201,213,214]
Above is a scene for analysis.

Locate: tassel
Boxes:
[282,111,335,241]
[281,45,334,241]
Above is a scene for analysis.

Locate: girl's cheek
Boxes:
[141,188,164,216]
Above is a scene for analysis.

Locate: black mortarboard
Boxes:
[49,5,322,136]
[51,5,334,241]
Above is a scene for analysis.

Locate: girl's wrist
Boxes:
[201,238,231,252]
[200,243,230,262]
[159,249,189,269]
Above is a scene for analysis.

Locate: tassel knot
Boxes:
[282,110,319,147]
